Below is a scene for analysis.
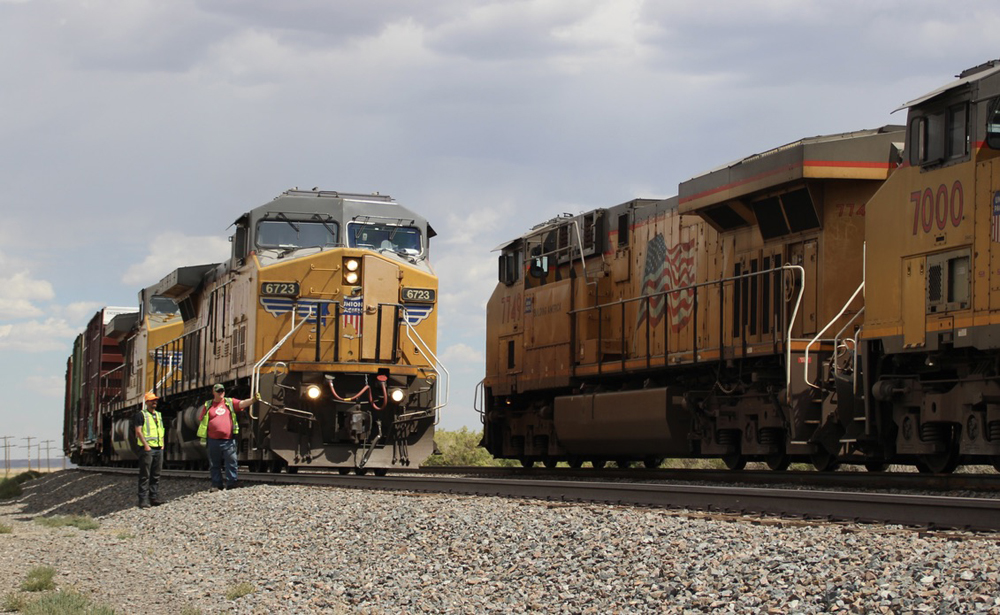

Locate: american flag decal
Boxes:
[635,234,695,332]
[992,191,1000,243]
[342,295,363,333]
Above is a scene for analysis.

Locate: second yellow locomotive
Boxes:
[68,189,443,474]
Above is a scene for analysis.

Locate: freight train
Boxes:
[480,60,1000,474]
[64,189,445,475]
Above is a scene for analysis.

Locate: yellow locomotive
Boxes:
[68,189,443,474]
[482,126,902,470]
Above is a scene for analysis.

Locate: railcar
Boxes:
[65,189,445,474]
[480,125,906,470]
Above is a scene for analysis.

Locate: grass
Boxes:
[21,566,56,592]
[115,531,134,540]
[14,471,44,484]
[34,515,100,531]
[0,477,23,500]
[2,592,28,612]
[179,606,203,615]
[224,582,255,601]
[0,522,12,534]
[19,590,115,615]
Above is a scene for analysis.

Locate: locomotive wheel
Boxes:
[864,462,889,473]
[590,459,606,469]
[353,467,369,476]
[643,457,663,469]
[567,457,583,469]
[917,449,960,474]
[338,468,351,475]
[810,449,840,472]
[765,453,790,472]
[614,459,633,469]
[520,458,535,468]
[722,454,746,471]
[286,466,299,474]
[543,458,558,469]
[373,468,388,477]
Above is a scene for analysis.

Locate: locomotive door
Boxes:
[902,256,926,348]
[361,255,400,361]
[788,240,817,337]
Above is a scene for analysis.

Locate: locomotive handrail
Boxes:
[473,378,486,423]
[801,279,865,391]
[250,304,316,404]
[400,309,449,423]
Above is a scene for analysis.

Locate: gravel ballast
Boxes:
[2,471,1000,614]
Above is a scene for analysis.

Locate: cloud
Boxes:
[23,375,65,398]
[0,270,56,319]
[440,343,485,370]
[122,232,230,287]
[0,318,78,352]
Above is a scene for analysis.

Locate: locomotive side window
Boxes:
[617,213,629,247]
[946,103,968,159]
[909,117,926,165]
[498,250,522,285]
[987,98,1000,150]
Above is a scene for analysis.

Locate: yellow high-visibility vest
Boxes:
[138,408,164,448]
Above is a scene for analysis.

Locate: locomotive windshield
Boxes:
[256,219,339,250]
[347,222,422,255]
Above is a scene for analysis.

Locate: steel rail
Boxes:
[79,467,1000,532]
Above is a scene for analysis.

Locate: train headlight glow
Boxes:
[345,259,360,272]
[345,271,359,284]
[306,385,322,400]
[390,388,405,403]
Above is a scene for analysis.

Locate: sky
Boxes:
[1,0,999,454]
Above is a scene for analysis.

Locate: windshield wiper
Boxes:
[310,213,339,244]
[275,212,300,233]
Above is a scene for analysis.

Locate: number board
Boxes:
[401,287,435,303]
[260,281,300,297]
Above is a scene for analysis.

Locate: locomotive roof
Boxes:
[238,188,437,239]
[895,59,1000,111]
[677,125,904,214]
[492,198,662,252]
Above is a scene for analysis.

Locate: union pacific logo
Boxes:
[402,304,434,326]
[260,297,330,325]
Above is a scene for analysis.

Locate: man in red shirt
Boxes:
[197,383,258,490]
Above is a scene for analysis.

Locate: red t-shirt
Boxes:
[199,398,242,439]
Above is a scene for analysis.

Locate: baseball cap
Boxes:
[213,383,225,392]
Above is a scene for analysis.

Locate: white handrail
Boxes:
[802,280,865,390]
[401,313,449,424]
[783,264,807,405]
[251,304,314,402]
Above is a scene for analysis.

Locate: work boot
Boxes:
[150,499,163,506]
[138,500,151,509]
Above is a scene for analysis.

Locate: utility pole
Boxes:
[22,437,34,472]
[0,436,11,477]
[41,440,54,472]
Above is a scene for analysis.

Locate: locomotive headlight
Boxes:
[345,271,359,284]
[390,388,405,403]
[305,384,322,400]
[345,259,360,272]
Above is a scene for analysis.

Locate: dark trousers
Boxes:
[207,438,238,488]
[138,448,163,503]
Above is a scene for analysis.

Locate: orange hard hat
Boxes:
[144,391,159,402]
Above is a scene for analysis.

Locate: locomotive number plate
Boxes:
[401,287,435,303]
[260,281,300,297]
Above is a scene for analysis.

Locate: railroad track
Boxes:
[79,466,1000,532]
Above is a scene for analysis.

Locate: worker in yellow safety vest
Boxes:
[134,391,165,508]
[197,383,259,490]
